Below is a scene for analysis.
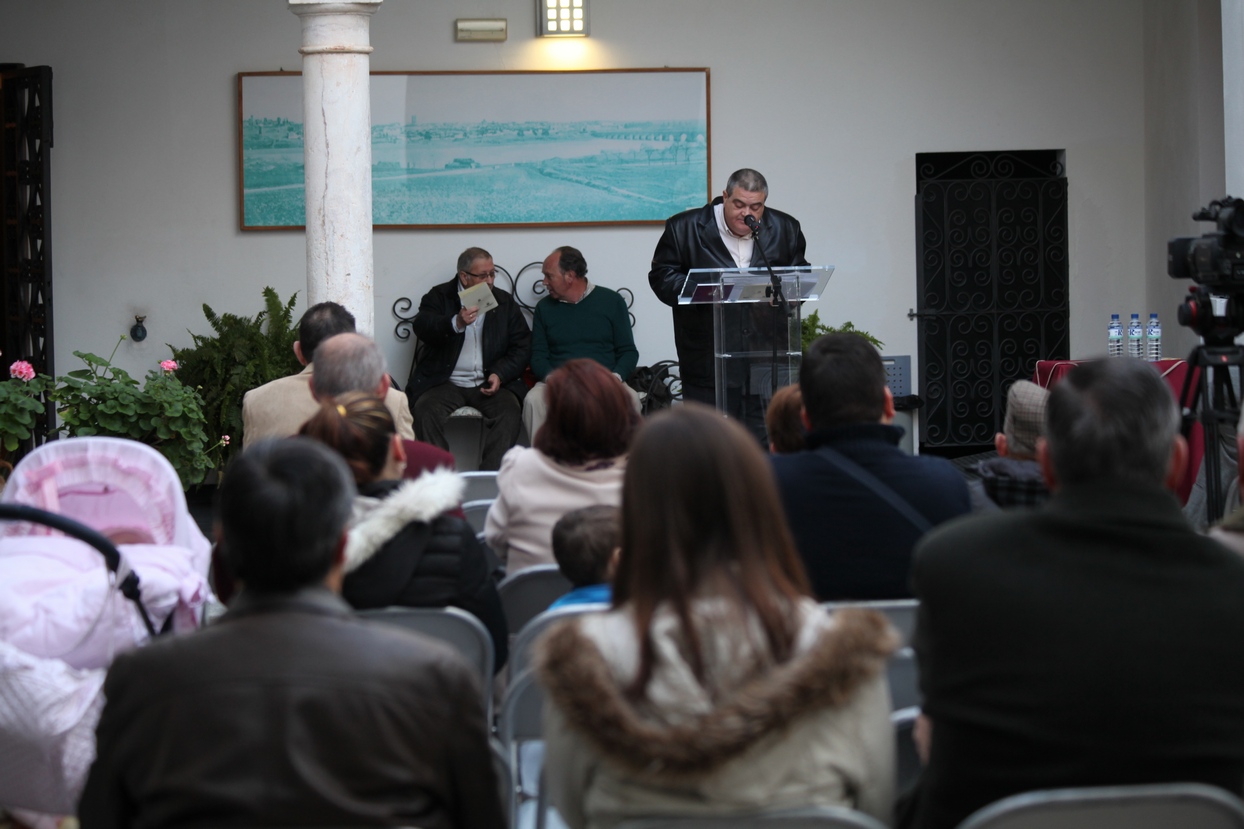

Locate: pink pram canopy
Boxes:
[0,437,213,813]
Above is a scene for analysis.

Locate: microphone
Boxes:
[743,215,760,233]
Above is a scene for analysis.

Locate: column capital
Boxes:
[290,1,381,56]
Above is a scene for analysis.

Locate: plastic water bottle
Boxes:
[1107,314,1123,358]
[1127,313,1144,359]
[1146,313,1162,362]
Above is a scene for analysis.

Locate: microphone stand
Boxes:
[748,220,792,398]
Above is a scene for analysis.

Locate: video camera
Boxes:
[1169,197,1244,342]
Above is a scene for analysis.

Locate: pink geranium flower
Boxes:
[221,435,231,446]
[160,359,178,373]
[9,361,35,382]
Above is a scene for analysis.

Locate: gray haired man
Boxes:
[904,358,1244,829]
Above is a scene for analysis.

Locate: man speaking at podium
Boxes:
[648,168,809,408]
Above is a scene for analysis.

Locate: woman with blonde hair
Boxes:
[536,404,896,827]
[300,391,507,667]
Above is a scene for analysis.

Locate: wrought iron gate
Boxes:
[913,150,1068,453]
[0,64,55,447]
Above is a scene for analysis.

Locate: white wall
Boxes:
[1143,0,1225,361]
[2,0,1154,389]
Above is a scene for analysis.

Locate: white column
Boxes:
[1224,0,1244,195]
[289,0,381,336]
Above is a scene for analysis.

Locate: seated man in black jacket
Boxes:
[79,439,505,829]
[408,247,531,470]
[771,333,971,600]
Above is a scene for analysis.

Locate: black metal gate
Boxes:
[1,64,55,447]
[914,150,1068,453]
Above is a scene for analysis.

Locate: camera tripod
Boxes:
[1178,342,1244,524]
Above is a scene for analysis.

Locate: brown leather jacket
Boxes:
[79,588,505,829]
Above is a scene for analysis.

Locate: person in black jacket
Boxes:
[648,169,809,409]
[771,333,970,600]
[408,247,532,470]
[300,391,508,669]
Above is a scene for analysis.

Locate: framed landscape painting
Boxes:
[238,69,711,230]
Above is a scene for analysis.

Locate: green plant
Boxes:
[170,287,301,467]
[0,344,223,487]
[800,309,885,352]
[0,362,49,454]
[54,342,220,488]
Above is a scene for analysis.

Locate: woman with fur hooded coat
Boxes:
[536,405,897,828]
[301,392,508,668]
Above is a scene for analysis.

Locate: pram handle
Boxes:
[0,503,159,638]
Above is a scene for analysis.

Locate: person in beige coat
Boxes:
[485,359,639,574]
[241,302,413,448]
[536,405,897,829]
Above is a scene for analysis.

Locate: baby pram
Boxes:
[0,437,213,814]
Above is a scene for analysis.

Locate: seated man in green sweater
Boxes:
[523,246,641,441]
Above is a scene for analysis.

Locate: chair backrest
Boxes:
[497,564,574,633]
[509,601,608,678]
[358,606,495,718]
[489,737,513,827]
[615,806,889,828]
[958,782,1244,829]
[891,706,922,797]
[887,647,920,711]
[823,599,918,646]
[499,669,547,822]
[461,499,494,535]
[461,470,500,503]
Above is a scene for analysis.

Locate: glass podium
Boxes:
[678,265,833,431]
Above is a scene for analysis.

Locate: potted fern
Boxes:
[169,287,301,469]
[800,310,884,352]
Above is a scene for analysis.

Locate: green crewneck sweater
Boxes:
[531,285,639,381]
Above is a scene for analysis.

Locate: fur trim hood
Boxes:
[343,469,465,574]
[534,606,898,778]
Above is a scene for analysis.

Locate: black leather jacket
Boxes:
[648,198,808,389]
[407,276,531,404]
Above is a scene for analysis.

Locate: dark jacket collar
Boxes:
[805,422,905,451]
[224,585,351,622]
[1045,478,1188,526]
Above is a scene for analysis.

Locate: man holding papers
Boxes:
[408,247,532,470]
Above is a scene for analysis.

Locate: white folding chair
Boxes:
[498,564,574,634]
[823,598,918,646]
[462,470,501,502]
[957,782,1244,829]
[887,646,920,711]
[500,669,553,829]
[508,602,608,679]
[615,806,889,828]
[892,705,922,797]
[359,605,495,720]
[462,498,495,535]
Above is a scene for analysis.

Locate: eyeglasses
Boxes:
[462,269,496,280]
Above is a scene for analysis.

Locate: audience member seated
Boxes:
[548,505,620,610]
[299,392,507,669]
[537,404,897,828]
[241,301,414,448]
[772,333,971,600]
[972,379,1050,509]
[79,438,505,828]
[1210,406,1244,555]
[486,358,639,575]
[408,246,532,471]
[312,332,455,478]
[766,383,805,454]
[902,358,1244,829]
[522,246,641,442]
